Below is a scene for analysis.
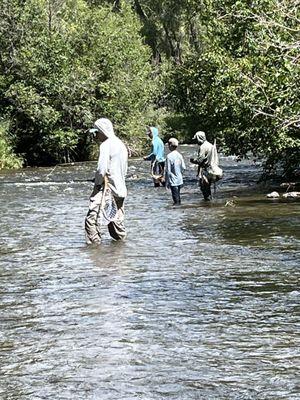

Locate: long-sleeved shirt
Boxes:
[195,140,214,168]
[165,150,186,187]
[94,119,128,198]
[144,127,165,163]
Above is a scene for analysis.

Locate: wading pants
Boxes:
[152,161,165,187]
[170,185,182,205]
[199,170,212,200]
[85,186,126,244]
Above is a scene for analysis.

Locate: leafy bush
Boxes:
[165,0,300,176]
[0,120,23,169]
[0,0,158,166]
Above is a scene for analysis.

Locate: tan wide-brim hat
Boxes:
[193,131,206,141]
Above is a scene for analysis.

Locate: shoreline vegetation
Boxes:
[0,0,299,180]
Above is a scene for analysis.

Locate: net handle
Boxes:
[151,159,164,179]
[100,175,109,211]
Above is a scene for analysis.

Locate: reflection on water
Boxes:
[0,147,299,399]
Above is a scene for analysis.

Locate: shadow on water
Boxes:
[0,146,299,399]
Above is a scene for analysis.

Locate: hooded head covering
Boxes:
[147,126,159,137]
[94,118,115,138]
[193,131,206,142]
[144,126,165,162]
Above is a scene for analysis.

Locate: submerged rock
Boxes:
[127,174,139,180]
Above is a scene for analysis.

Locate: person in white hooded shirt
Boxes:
[190,131,214,200]
[85,118,128,244]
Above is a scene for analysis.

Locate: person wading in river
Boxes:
[143,126,165,187]
[165,138,186,205]
[190,131,214,201]
[85,118,128,244]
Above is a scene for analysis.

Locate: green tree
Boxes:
[0,0,158,166]
[166,0,300,177]
[0,120,23,169]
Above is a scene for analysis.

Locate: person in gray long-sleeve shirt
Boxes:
[165,138,186,205]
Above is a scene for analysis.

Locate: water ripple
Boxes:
[0,150,299,399]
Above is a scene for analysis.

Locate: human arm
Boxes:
[181,155,186,171]
[190,144,207,167]
[190,153,201,177]
[143,140,155,161]
[144,136,164,162]
[143,153,155,161]
[164,156,170,189]
[94,141,109,186]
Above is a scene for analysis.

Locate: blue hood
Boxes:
[150,127,159,138]
[149,127,165,162]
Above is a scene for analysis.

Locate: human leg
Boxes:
[171,185,181,205]
[85,187,103,244]
[108,197,126,241]
[199,172,212,200]
[158,161,166,186]
[152,161,165,187]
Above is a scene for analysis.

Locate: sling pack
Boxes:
[207,139,223,181]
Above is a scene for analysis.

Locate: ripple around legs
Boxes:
[0,150,299,400]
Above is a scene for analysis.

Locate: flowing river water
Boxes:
[0,146,299,399]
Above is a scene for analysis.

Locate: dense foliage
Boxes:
[0,0,158,165]
[165,0,300,177]
[0,0,299,177]
[0,119,23,169]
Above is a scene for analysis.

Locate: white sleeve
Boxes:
[165,155,170,185]
[94,141,109,186]
[181,155,186,171]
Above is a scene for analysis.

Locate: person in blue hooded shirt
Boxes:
[143,126,165,187]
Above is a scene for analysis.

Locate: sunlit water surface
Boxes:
[0,146,299,399]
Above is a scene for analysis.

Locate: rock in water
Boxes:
[282,191,300,198]
[266,191,280,198]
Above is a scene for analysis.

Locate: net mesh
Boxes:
[98,188,118,226]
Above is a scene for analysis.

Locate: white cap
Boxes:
[168,137,179,147]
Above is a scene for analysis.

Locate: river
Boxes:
[0,146,299,399]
